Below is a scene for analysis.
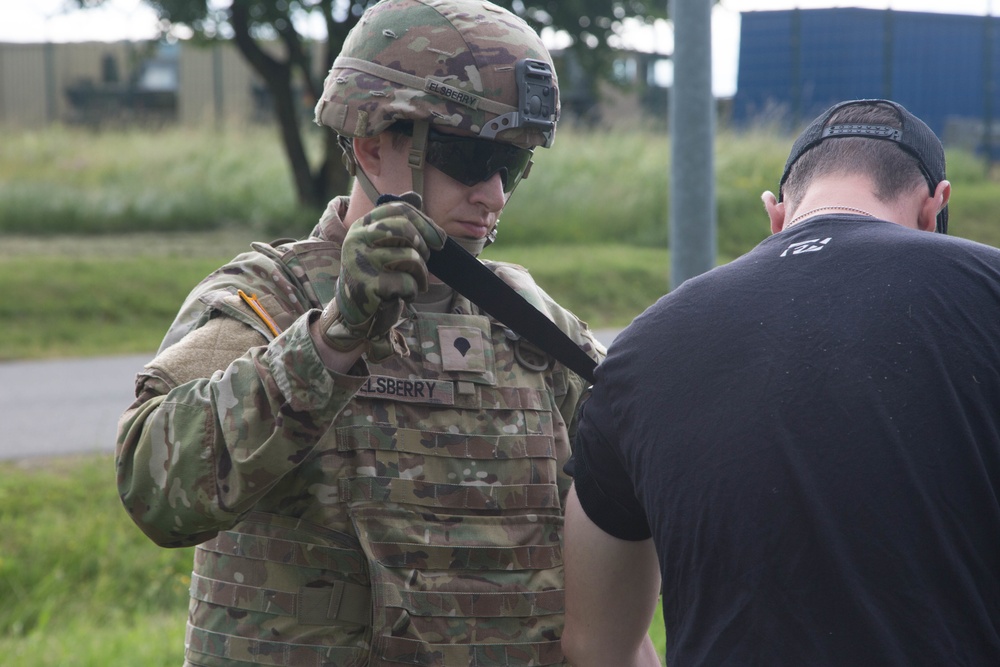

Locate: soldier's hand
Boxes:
[319,195,446,359]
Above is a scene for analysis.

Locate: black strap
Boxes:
[427,239,598,383]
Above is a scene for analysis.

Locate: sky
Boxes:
[1,0,998,97]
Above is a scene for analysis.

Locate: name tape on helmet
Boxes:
[332,57,513,116]
[424,80,480,110]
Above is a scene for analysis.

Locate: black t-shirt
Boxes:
[573,216,1000,665]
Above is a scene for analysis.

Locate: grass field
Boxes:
[5,123,999,361]
[0,233,669,360]
[0,454,191,666]
[3,122,1000,664]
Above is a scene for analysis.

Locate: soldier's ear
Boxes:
[353,136,384,176]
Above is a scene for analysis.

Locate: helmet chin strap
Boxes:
[407,119,429,203]
[347,119,430,210]
[339,135,383,207]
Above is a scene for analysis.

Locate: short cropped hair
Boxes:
[781,102,929,208]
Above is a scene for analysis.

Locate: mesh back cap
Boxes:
[778,99,948,233]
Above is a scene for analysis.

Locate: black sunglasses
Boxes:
[402,125,534,194]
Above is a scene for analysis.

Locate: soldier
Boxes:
[115,1,604,666]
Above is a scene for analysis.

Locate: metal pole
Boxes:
[790,8,801,125]
[213,44,225,128]
[883,9,894,101]
[985,2,995,172]
[668,0,716,289]
[44,42,57,124]
[0,45,6,125]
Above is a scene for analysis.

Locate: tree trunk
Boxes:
[229,3,328,210]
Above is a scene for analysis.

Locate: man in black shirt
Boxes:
[562,100,1000,666]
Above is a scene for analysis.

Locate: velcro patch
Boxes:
[356,375,455,405]
[439,326,488,373]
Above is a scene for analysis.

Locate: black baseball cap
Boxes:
[778,99,948,234]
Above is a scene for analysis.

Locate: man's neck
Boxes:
[786,176,919,230]
[342,183,376,231]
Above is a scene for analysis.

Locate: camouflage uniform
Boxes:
[116,193,604,666]
[116,2,602,664]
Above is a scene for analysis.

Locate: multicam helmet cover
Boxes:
[314,0,559,150]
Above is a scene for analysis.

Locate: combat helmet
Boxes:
[314,0,559,243]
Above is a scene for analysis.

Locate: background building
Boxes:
[0,40,279,128]
[733,8,1000,157]
[0,39,671,130]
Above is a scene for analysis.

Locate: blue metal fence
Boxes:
[733,8,1000,156]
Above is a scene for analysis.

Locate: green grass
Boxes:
[4,121,1000,251]
[0,126,302,235]
[6,122,997,259]
[0,234,666,360]
[0,455,193,666]
[0,611,186,667]
[0,254,225,359]
[0,232,254,360]
[484,243,669,327]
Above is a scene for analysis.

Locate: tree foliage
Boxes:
[79,0,666,211]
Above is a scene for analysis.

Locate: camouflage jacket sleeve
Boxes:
[117,305,368,549]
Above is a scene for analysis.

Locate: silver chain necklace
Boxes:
[787,205,876,228]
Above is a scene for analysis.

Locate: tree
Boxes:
[80,0,665,210]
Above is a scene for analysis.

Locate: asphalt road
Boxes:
[0,329,620,461]
[0,353,152,461]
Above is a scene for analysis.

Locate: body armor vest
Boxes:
[183,240,572,667]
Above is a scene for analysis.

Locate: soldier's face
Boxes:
[377,130,509,242]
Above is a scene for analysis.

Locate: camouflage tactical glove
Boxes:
[320,194,447,361]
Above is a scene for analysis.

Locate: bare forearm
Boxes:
[564,634,661,667]
[562,485,662,666]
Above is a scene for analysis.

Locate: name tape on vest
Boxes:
[356,375,455,405]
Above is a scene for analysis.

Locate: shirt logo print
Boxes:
[781,237,832,257]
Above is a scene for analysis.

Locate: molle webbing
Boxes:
[199,522,366,574]
[185,628,364,667]
[189,572,371,626]
[339,477,561,510]
[335,424,556,457]
[376,635,564,667]
[192,527,370,625]
[187,522,373,665]
[367,540,562,571]
[384,587,565,618]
